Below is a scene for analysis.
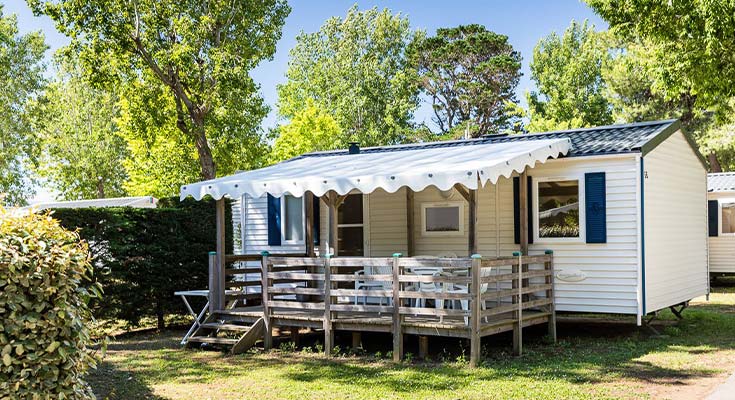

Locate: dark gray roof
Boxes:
[298,119,689,160]
[708,173,735,192]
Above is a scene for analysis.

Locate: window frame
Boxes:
[533,175,585,243]
[337,194,368,257]
[280,194,306,245]
[421,201,465,237]
[719,198,735,236]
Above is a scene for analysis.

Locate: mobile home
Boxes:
[708,172,735,275]
[184,119,709,329]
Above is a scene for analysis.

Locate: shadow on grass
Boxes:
[88,359,166,400]
[87,295,735,397]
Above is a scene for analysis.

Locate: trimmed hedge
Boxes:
[51,197,232,328]
[0,210,99,399]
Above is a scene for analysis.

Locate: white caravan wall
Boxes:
[709,191,735,274]
[643,130,708,312]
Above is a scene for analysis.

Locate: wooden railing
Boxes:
[251,251,555,366]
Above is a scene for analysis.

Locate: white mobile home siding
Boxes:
[364,155,641,315]
[527,156,640,315]
[643,130,709,312]
[708,191,735,274]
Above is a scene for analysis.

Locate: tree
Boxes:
[586,0,735,170]
[0,7,46,205]
[526,20,613,132]
[34,55,128,200]
[411,24,521,137]
[117,77,201,198]
[586,0,735,112]
[602,39,713,140]
[277,5,422,147]
[29,0,290,180]
[270,100,342,163]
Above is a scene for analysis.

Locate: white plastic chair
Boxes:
[438,266,493,325]
[354,264,392,305]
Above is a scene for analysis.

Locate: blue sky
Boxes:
[3,0,606,131]
[2,0,605,202]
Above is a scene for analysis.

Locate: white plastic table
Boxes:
[174,289,241,345]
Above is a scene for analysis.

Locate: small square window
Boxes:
[538,179,580,238]
[722,202,735,234]
[422,202,464,236]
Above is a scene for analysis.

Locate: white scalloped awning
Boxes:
[180,138,571,200]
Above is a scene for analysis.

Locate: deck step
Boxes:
[200,322,252,332]
[187,336,239,345]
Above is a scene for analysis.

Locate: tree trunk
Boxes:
[156,302,165,330]
[191,117,216,180]
[96,178,105,199]
[709,152,722,173]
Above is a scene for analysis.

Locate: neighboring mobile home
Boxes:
[184,119,709,326]
[708,172,735,275]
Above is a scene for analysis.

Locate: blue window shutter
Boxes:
[313,196,320,245]
[513,176,533,244]
[709,200,719,237]
[585,172,607,243]
[267,194,281,246]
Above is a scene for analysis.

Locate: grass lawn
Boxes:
[88,282,735,400]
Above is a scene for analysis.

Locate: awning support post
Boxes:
[406,188,415,257]
[519,169,529,256]
[305,191,315,257]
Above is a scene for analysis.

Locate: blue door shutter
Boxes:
[709,200,719,237]
[313,195,320,245]
[267,194,281,246]
[513,176,533,244]
[585,172,607,243]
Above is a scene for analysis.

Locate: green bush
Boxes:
[51,197,232,328]
[0,209,99,399]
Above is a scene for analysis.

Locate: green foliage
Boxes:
[411,24,522,137]
[51,197,232,328]
[0,207,99,399]
[270,100,343,163]
[29,0,290,179]
[587,0,735,170]
[277,5,422,147]
[0,6,47,206]
[586,0,735,112]
[526,20,613,132]
[117,79,201,198]
[34,54,129,200]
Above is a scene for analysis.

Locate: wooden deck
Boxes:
[195,253,556,367]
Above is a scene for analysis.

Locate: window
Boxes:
[722,202,735,234]
[338,195,364,256]
[282,195,304,243]
[421,202,464,236]
[537,179,580,239]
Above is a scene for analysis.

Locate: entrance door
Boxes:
[337,194,367,256]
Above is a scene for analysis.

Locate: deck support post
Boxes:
[469,254,482,367]
[305,191,315,257]
[418,336,429,359]
[545,250,557,343]
[207,252,220,314]
[352,332,362,350]
[261,251,272,350]
[291,328,300,348]
[213,198,227,312]
[406,189,415,257]
[323,255,334,356]
[391,253,403,362]
[512,252,523,356]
